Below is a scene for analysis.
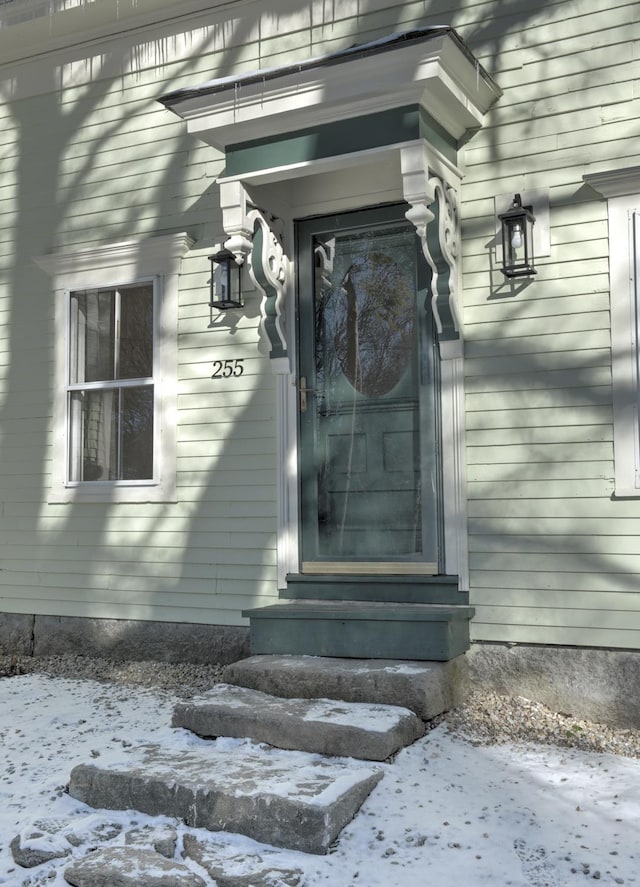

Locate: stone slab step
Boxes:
[182,834,303,886]
[64,847,207,887]
[68,744,383,854]
[64,843,303,887]
[172,683,424,761]
[224,653,469,721]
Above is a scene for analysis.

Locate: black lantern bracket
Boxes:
[498,193,536,278]
[208,246,244,309]
[495,189,550,281]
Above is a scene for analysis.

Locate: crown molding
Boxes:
[161,29,502,149]
[35,231,194,285]
[584,166,640,199]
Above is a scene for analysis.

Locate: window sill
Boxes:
[612,488,640,500]
[49,480,177,505]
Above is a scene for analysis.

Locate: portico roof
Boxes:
[158,27,501,152]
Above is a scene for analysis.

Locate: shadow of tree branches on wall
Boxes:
[0,0,636,658]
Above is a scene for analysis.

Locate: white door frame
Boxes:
[216,139,470,589]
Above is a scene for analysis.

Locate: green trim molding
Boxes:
[225,106,458,177]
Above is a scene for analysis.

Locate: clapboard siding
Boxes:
[470,624,640,647]
[469,481,615,502]
[477,591,640,618]
[0,0,637,645]
[468,462,611,483]
[464,349,611,380]
[469,497,640,520]
[0,595,266,625]
[468,443,613,466]
[468,402,611,424]
[30,542,279,566]
[466,366,611,395]
[470,534,640,557]
[470,551,637,573]
[468,424,612,449]
[476,605,640,630]
[0,1,285,623]
[465,276,610,307]
[460,0,639,645]
[467,312,610,343]
[466,332,610,361]
[467,381,612,407]
[471,569,640,590]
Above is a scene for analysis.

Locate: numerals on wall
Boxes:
[211,359,245,379]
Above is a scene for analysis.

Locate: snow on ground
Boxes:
[0,672,638,886]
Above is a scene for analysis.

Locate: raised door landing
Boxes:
[242,574,474,662]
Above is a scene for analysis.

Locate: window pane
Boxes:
[69,386,153,482]
[119,284,153,379]
[69,388,117,481]
[70,284,153,384]
[70,289,115,383]
[121,386,154,479]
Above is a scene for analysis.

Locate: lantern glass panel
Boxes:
[209,250,243,308]
[499,201,536,278]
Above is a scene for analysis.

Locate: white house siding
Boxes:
[0,2,290,629]
[0,0,637,647]
[460,0,640,647]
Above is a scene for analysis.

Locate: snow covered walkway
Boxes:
[1,673,638,886]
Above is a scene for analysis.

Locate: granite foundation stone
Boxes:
[31,615,249,665]
[467,643,640,729]
[0,613,34,656]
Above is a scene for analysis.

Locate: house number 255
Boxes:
[211,359,245,378]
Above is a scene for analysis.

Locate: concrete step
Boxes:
[172,683,424,761]
[223,653,469,721]
[282,573,467,604]
[68,743,383,855]
[242,600,475,661]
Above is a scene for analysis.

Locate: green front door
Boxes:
[297,206,441,573]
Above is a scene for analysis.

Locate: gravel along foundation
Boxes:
[3,653,640,759]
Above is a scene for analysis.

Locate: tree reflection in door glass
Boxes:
[314,229,416,402]
[311,224,422,557]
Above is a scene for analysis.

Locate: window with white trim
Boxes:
[585,169,640,497]
[67,281,155,484]
[35,232,192,503]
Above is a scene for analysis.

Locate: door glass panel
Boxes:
[298,209,439,565]
[326,245,416,398]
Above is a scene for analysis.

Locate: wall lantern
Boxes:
[498,193,536,278]
[209,247,244,309]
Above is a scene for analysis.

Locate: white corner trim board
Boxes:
[585,168,640,498]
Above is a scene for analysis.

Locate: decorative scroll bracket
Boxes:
[219,180,290,373]
[401,143,468,587]
[247,209,289,370]
[401,143,462,357]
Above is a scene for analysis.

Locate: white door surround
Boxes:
[160,27,502,589]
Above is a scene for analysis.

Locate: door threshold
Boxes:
[302,562,438,576]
